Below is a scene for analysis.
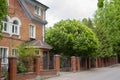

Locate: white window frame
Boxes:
[12,23,20,35]
[2,21,8,33]
[30,24,36,38]
[12,48,18,56]
[35,6,41,16]
[11,17,21,36]
[0,46,9,64]
[6,0,9,6]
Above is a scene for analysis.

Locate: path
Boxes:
[45,64,120,80]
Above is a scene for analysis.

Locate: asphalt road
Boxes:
[45,64,120,80]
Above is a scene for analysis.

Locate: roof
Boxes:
[34,0,49,10]
[18,0,48,24]
[26,40,52,49]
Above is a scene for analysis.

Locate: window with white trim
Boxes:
[0,47,8,64]
[12,48,18,56]
[35,6,41,16]
[12,20,19,35]
[6,0,9,6]
[2,18,8,32]
[30,25,35,38]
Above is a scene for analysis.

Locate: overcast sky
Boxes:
[38,0,98,27]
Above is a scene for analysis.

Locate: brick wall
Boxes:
[16,73,37,80]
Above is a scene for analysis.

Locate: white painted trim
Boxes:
[34,5,42,16]
[29,24,36,39]
[11,17,22,25]
[0,46,9,64]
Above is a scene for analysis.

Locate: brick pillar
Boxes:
[40,57,43,70]
[95,58,99,68]
[35,56,40,75]
[98,58,101,67]
[54,55,60,73]
[8,57,17,80]
[88,58,91,69]
[76,57,80,71]
[0,58,1,80]
[101,58,103,67]
[71,56,76,72]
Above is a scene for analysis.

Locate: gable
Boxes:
[18,0,48,25]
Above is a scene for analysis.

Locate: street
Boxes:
[45,64,120,80]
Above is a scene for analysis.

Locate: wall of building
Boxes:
[0,0,44,56]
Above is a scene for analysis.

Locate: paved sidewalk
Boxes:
[44,64,120,80]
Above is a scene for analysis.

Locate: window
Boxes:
[6,0,9,6]
[12,20,19,35]
[12,49,18,56]
[30,25,35,38]
[35,50,39,55]
[35,6,41,15]
[2,18,8,32]
[0,47,8,64]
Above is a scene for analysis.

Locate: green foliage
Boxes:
[17,44,37,72]
[97,0,104,8]
[46,19,99,57]
[3,69,8,80]
[82,18,94,29]
[0,0,8,37]
[17,61,27,73]
[94,26,114,57]
[94,0,120,56]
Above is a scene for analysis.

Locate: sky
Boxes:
[38,0,98,27]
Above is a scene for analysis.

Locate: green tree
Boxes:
[94,26,114,58]
[94,0,120,56]
[0,0,8,37]
[46,19,99,57]
[17,44,37,72]
[82,18,94,29]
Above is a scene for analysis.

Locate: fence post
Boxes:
[0,57,1,80]
[76,57,80,71]
[8,57,17,80]
[35,56,40,75]
[54,55,60,73]
[95,58,99,68]
[71,56,76,72]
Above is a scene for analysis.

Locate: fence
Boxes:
[0,55,118,80]
[0,55,60,80]
[60,56,71,72]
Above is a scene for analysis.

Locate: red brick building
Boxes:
[0,0,52,69]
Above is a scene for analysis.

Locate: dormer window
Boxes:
[35,6,41,16]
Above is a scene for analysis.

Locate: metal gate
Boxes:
[60,56,71,72]
[1,58,8,80]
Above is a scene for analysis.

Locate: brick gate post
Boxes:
[54,55,60,73]
[8,57,17,80]
[76,57,80,71]
[95,58,99,68]
[71,56,76,72]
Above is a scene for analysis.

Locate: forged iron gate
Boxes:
[60,56,71,72]
[1,58,8,80]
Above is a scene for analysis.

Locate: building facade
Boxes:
[0,0,52,69]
